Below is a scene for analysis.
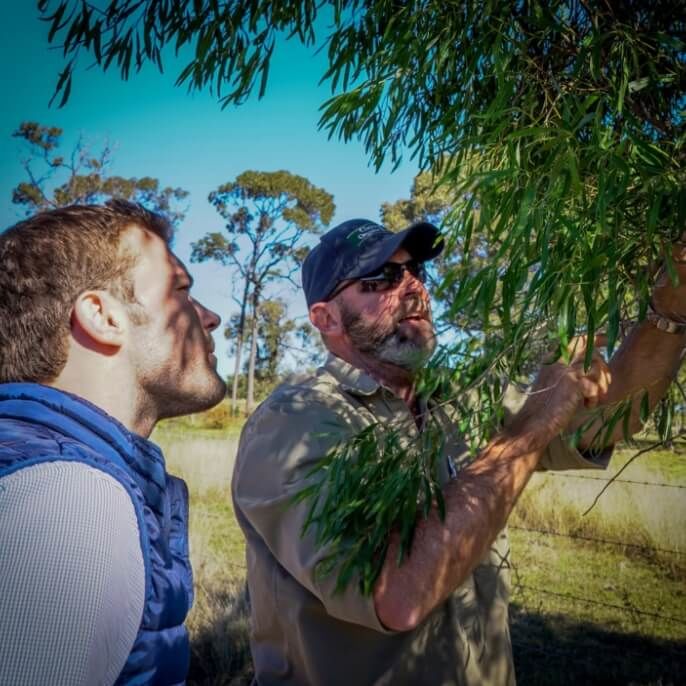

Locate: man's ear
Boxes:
[71,291,127,349]
[309,301,343,337]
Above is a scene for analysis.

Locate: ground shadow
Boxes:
[188,582,254,686]
[188,593,685,685]
[511,603,686,686]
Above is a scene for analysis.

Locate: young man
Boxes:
[233,218,686,685]
[0,201,226,685]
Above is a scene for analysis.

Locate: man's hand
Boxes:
[650,237,686,322]
[511,335,612,449]
[560,236,686,451]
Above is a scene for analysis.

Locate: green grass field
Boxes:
[153,409,686,685]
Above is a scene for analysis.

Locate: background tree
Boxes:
[381,169,454,232]
[190,170,334,414]
[224,298,325,400]
[11,121,189,224]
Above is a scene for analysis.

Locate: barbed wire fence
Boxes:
[504,467,685,684]
[507,528,686,624]
[510,468,685,621]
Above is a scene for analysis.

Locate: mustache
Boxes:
[397,294,431,323]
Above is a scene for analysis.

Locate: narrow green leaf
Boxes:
[607,268,619,356]
[639,391,650,425]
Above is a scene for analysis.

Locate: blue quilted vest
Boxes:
[0,383,193,685]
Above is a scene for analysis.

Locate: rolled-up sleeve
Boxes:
[232,392,390,633]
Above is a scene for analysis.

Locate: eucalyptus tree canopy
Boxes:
[11,121,188,225]
[40,0,684,354]
[190,169,334,413]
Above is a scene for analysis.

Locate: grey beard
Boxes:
[374,333,436,370]
[340,299,436,371]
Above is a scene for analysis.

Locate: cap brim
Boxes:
[396,222,444,262]
[346,222,443,280]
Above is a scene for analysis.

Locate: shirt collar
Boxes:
[322,354,382,396]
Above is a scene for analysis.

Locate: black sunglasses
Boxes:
[358,260,427,292]
[327,260,427,300]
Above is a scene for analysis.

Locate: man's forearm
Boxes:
[373,428,546,632]
[373,333,606,632]
[578,321,686,450]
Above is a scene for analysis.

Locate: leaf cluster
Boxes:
[292,416,447,595]
[39,0,323,107]
[291,343,513,595]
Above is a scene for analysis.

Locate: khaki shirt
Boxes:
[232,355,606,686]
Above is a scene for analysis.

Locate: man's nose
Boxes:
[196,301,221,331]
[400,267,425,294]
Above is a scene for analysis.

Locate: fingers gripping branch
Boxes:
[514,334,612,446]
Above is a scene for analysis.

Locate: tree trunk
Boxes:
[245,288,261,415]
[230,335,244,416]
[245,319,258,415]
[230,277,251,416]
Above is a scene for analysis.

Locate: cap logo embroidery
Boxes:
[345,223,385,247]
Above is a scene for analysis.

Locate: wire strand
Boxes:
[512,584,686,627]
[509,524,685,557]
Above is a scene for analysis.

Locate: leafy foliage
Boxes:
[41,0,684,361]
[317,1,684,363]
[38,0,322,108]
[322,1,684,592]
[292,416,447,595]
[40,0,686,591]
[11,121,188,225]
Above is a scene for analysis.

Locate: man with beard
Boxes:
[0,201,226,685]
[232,218,686,685]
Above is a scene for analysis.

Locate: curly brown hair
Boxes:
[0,200,173,383]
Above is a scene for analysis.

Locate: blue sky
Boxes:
[0,4,419,378]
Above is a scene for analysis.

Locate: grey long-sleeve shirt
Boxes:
[0,460,145,686]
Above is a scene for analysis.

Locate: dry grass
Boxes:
[184,489,252,686]
[153,428,252,685]
[158,433,239,494]
[511,448,686,553]
[508,446,686,684]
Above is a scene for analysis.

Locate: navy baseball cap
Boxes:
[302,218,444,307]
